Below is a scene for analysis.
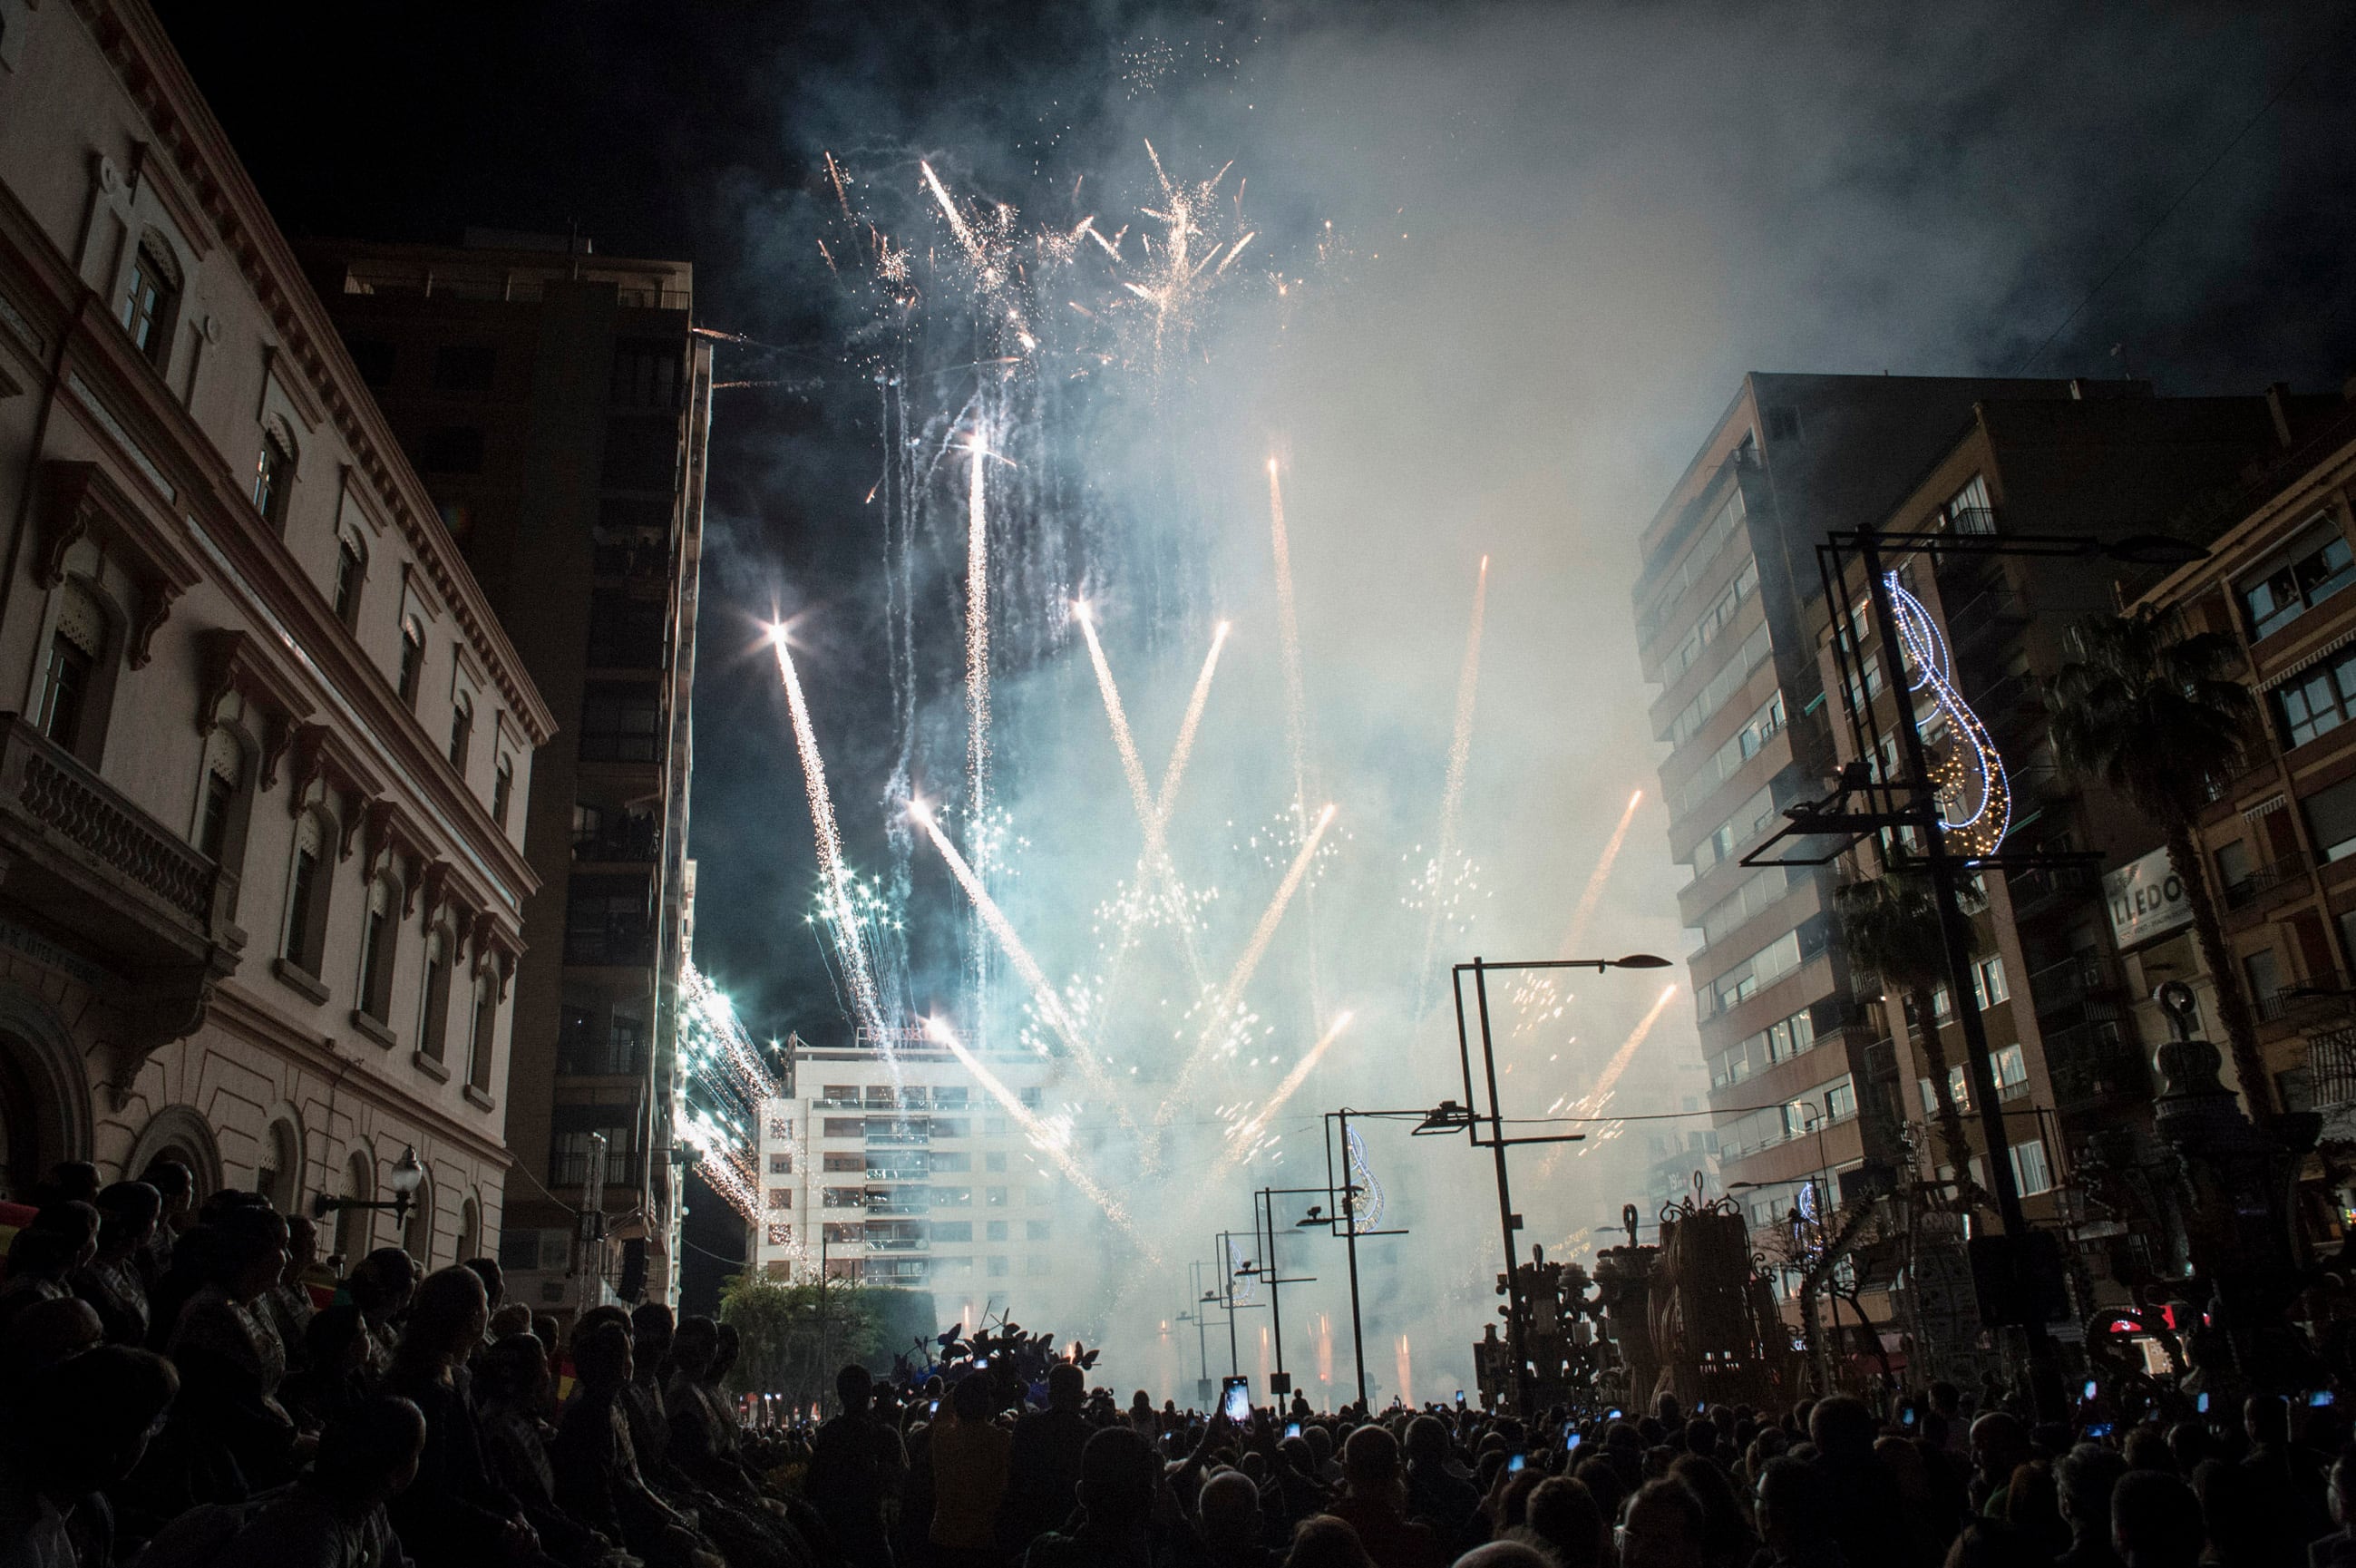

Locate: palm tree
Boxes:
[2047,608,2268,1113]
[1835,867,1991,1212]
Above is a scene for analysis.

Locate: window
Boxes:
[821,1222,863,1245]
[986,1186,1008,1207]
[432,344,496,392]
[765,1223,793,1248]
[1972,955,2010,1008]
[253,426,296,528]
[564,876,651,966]
[823,1118,862,1139]
[1026,1220,1051,1242]
[332,535,365,628]
[2009,1138,2054,1197]
[396,616,425,706]
[419,927,452,1061]
[449,692,473,773]
[2275,646,2356,748]
[930,1151,971,1173]
[2305,775,2356,863]
[492,757,514,828]
[467,973,498,1090]
[823,1188,867,1209]
[1660,560,1762,687]
[932,1221,973,1243]
[611,340,684,409]
[1823,1076,1856,1122]
[548,1106,640,1189]
[823,1152,863,1173]
[985,1152,1008,1173]
[1993,1042,2029,1096]
[1665,623,1772,746]
[196,762,236,861]
[1637,491,1746,643]
[417,425,485,474]
[767,1189,793,1211]
[987,1220,1010,1242]
[355,878,397,1023]
[988,1256,1009,1277]
[2244,521,2356,641]
[768,1154,793,1174]
[601,419,680,490]
[119,240,178,365]
[932,1185,972,1207]
[282,813,331,975]
[2244,948,2284,1012]
[587,592,666,668]
[37,586,105,755]
[1939,474,1996,536]
[579,683,661,762]
[1707,1005,1819,1089]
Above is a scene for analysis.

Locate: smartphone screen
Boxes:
[1221,1377,1251,1425]
[2196,1392,2211,1414]
[1507,1454,1525,1474]
[2081,1379,2098,1401]
[1455,1389,1465,1406]
[1563,1430,1582,1453]
[1902,1407,1917,1427]
[1285,1421,1302,1439]
[1605,1407,1623,1420]
[2313,1391,2337,1408]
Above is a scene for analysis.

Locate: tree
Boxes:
[717,1271,884,1408]
[1835,867,1991,1212]
[2047,609,2268,1113]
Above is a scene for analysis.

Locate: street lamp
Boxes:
[1299,1106,1426,1410]
[1238,1185,1324,1398]
[312,1144,427,1246]
[1446,955,1665,1411]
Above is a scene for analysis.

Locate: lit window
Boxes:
[119,241,178,365]
[253,428,295,526]
[397,617,425,706]
[2243,521,2356,641]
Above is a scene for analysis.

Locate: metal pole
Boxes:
[1339,1110,1368,1411]
[1855,531,2056,1417]
[1217,1232,1241,1376]
[1259,1189,1289,1388]
[1470,959,1529,1413]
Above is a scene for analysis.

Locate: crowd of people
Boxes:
[6,1158,2356,1568]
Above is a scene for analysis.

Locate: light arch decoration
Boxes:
[1884,570,2011,858]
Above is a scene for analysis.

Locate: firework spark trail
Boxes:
[1076,605,1159,854]
[1265,461,1311,823]
[1212,1012,1355,1178]
[920,160,984,264]
[1164,803,1338,1114]
[1417,555,1490,1010]
[1541,984,1680,1179]
[912,803,1142,1135]
[923,1017,1154,1256]
[1561,789,1644,959]
[966,438,991,833]
[770,631,886,1042]
[1155,622,1230,826]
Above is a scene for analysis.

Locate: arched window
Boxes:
[456,1193,481,1263]
[418,924,453,1062]
[253,419,297,529]
[332,532,367,628]
[355,876,398,1024]
[192,725,247,867]
[118,234,180,368]
[466,969,498,1093]
[492,755,514,830]
[448,690,472,773]
[396,615,425,706]
[255,1116,302,1213]
[282,811,333,976]
[37,581,107,758]
[334,1146,374,1264]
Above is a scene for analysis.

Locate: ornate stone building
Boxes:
[0,0,554,1267]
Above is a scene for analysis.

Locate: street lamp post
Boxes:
[1446,955,1669,1413]
[311,1144,427,1254]
[1237,1186,1323,1398]
[1299,1106,1421,1410]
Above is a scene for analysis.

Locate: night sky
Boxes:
[157,2,2356,1313]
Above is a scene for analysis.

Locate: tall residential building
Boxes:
[0,0,551,1258]
[300,236,710,1311]
[753,1032,1066,1321]
[1632,375,2130,1261]
[1800,391,2320,1307]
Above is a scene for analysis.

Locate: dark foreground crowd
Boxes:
[5,1166,2356,1568]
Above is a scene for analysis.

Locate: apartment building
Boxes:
[1806,392,2312,1297]
[753,1032,1069,1320]
[0,0,551,1259]
[299,235,710,1310]
[1634,375,2114,1252]
[2129,391,2356,1245]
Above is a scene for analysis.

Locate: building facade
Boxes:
[754,1034,1066,1322]
[0,0,552,1263]
[1633,374,2112,1252]
[297,236,709,1311]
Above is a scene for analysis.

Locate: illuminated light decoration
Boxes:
[1345,1123,1386,1233]
[1883,570,2012,857]
[1227,1233,1257,1304]
[675,963,783,1223]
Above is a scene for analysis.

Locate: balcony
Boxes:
[556,1037,644,1077]
[2028,953,2119,1017]
[2044,1023,2149,1105]
[0,716,245,1077]
[2311,1027,2356,1111]
[563,917,654,969]
[571,813,659,866]
[2005,862,2099,923]
[2224,851,2308,913]
[593,531,674,580]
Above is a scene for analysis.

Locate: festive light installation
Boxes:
[1884,571,2012,857]
[1344,1123,1386,1233]
[677,963,780,1222]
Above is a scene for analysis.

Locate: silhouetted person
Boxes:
[2056,1443,2127,1568]
[73,1181,158,1346]
[1328,1425,1442,1568]
[381,1265,546,1564]
[1023,1427,1164,1568]
[139,1395,427,1568]
[1807,1396,1906,1565]
[1198,1469,1275,1568]
[552,1320,719,1568]
[478,1329,614,1566]
[2110,1469,2203,1568]
[1402,1415,1481,1554]
[0,1344,178,1567]
[280,1302,372,1434]
[262,1213,319,1372]
[162,1203,297,1500]
[345,1247,417,1377]
[1617,1476,1708,1568]
[2314,1448,2356,1568]
[0,1198,97,1332]
[931,1370,1014,1568]
[811,1362,910,1568]
[1519,1475,1606,1568]
[135,1158,195,1292]
[1752,1456,1842,1568]
[1283,1515,1371,1568]
[1005,1362,1091,1551]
